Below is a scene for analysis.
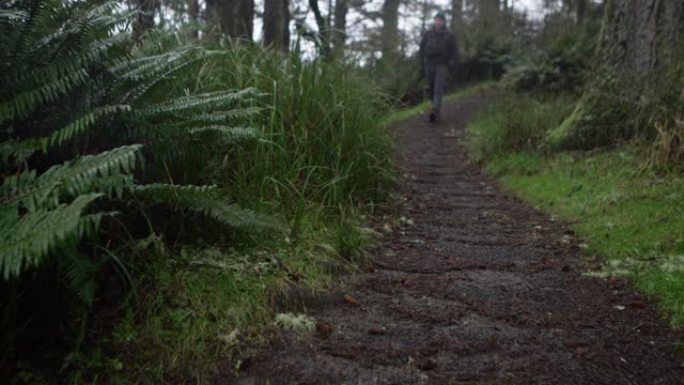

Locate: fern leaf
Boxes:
[1,144,141,209]
[189,126,258,142]
[188,107,262,123]
[134,184,282,230]
[5,34,128,88]
[0,68,90,124]
[0,193,101,279]
[135,89,260,118]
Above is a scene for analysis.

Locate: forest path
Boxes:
[229,93,683,384]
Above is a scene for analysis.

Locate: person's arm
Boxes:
[418,34,427,76]
[449,32,460,69]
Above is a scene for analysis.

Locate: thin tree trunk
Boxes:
[332,0,348,54]
[186,0,199,40]
[451,0,462,32]
[382,0,400,62]
[576,0,587,24]
[309,0,331,58]
[134,0,156,38]
[264,0,289,51]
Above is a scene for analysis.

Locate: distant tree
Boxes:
[309,0,332,57]
[187,0,199,40]
[332,0,349,54]
[135,0,157,38]
[206,0,254,40]
[381,0,400,62]
[479,0,499,28]
[264,0,290,51]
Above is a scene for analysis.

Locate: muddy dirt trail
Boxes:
[229,94,683,384]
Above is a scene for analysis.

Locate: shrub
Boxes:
[467,93,576,162]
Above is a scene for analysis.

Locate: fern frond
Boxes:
[189,126,258,142]
[0,193,101,279]
[0,68,90,124]
[61,249,98,303]
[188,107,262,123]
[0,9,27,22]
[1,144,141,209]
[134,184,282,230]
[110,46,196,80]
[5,34,128,88]
[48,105,132,148]
[0,105,132,163]
[118,55,205,104]
[135,89,260,118]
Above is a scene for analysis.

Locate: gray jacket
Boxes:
[419,26,459,66]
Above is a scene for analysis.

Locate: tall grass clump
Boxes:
[200,43,394,215]
[1,1,394,382]
[467,93,576,163]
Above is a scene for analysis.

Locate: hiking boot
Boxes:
[429,111,437,123]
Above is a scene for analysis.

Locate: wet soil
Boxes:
[228,94,683,384]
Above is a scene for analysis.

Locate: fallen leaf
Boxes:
[608,274,618,288]
[343,294,360,306]
[628,299,646,309]
[368,326,387,335]
[315,322,332,338]
[614,305,626,311]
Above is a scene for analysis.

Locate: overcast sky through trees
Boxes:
[249,0,546,57]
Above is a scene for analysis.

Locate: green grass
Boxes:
[50,44,389,384]
[467,94,684,326]
[382,82,496,126]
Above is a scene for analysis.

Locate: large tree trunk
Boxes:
[598,0,684,76]
[264,0,289,51]
[332,0,348,54]
[206,0,254,40]
[549,0,684,149]
[381,0,400,62]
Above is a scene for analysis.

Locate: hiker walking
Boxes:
[419,11,459,123]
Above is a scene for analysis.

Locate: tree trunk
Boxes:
[480,0,499,27]
[549,0,684,148]
[134,0,156,38]
[206,0,254,40]
[576,0,587,24]
[450,0,462,32]
[264,0,289,51]
[381,0,400,62]
[309,0,331,58]
[332,0,348,54]
[598,0,684,76]
[186,0,199,40]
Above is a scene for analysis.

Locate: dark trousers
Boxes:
[425,63,448,114]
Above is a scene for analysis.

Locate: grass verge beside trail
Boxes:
[467,94,684,326]
[383,82,496,126]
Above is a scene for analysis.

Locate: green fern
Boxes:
[134,184,281,230]
[1,145,141,209]
[0,193,102,279]
[0,0,275,293]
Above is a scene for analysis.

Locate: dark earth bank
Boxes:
[222,93,684,385]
